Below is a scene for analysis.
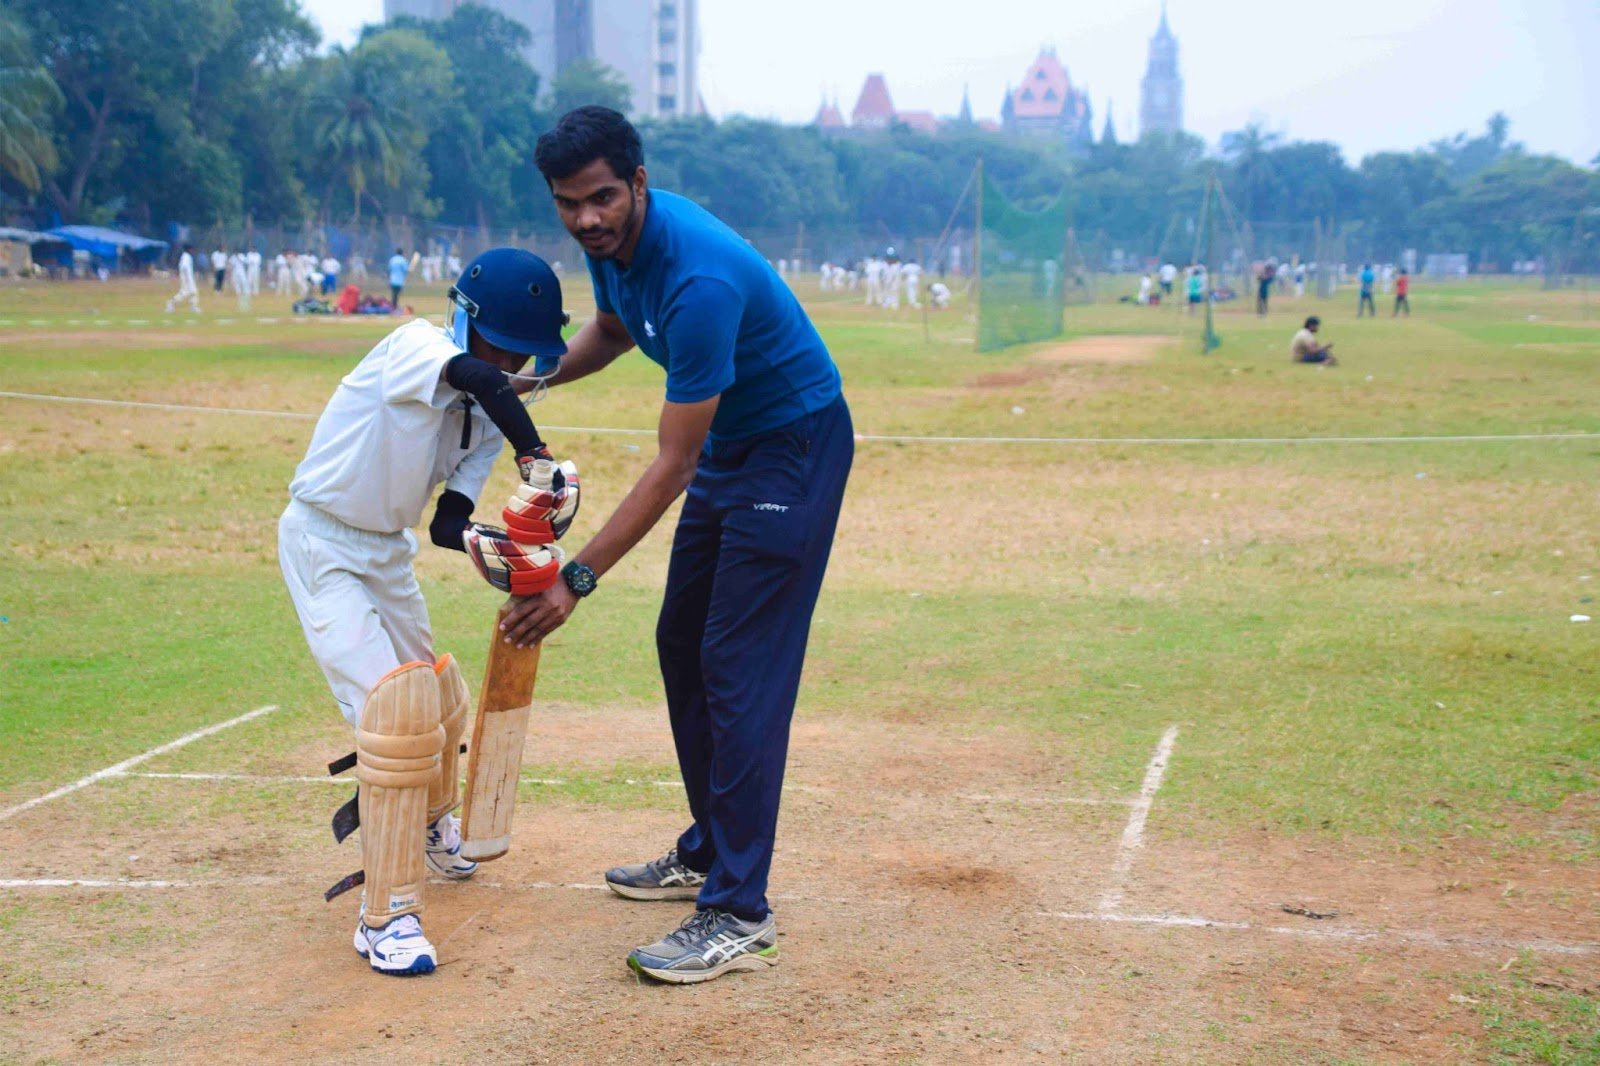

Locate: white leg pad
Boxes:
[358,661,443,927]
[429,653,469,823]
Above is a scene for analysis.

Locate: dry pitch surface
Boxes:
[1,276,1597,1064]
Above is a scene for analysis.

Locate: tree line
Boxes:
[1,0,1595,270]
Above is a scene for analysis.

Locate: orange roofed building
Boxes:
[1001,48,1094,151]
[850,73,896,130]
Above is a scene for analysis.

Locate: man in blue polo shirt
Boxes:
[500,107,852,984]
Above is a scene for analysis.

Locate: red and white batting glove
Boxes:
[462,524,564,595]
[505,457,580,543]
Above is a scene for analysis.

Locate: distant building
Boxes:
[382,0,701,119]
[813,96,845,130]
[850,73,896,131]
[1139,3,1184,136]
[1000,48,1093,150]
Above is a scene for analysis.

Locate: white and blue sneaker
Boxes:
[627,909,778,985]
[424,812,478,880]
[353,913,437,976]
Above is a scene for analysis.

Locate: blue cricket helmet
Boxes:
[446,248,569,363]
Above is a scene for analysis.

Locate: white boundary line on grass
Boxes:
[1099,725,1180,914]
[3,391,1597,446]
[0,705,279,824]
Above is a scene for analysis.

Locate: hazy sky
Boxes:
[305,0,1599,165]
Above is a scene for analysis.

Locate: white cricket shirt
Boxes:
[289,319,504,533]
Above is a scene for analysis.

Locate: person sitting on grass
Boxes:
[1290,315,1337,365]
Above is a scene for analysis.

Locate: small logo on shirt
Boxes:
[753,503,789,513]
[644,319,656,338]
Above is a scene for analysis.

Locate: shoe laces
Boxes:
[647,848,681,878]
[665,908,724,947]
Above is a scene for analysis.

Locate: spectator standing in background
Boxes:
[389,248,410,310]
[1393,270,1411,316]
[1357,264,1377,317]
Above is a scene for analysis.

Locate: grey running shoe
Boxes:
[627,909,778,984]
[605,848,706,901]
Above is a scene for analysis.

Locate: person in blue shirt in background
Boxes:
[502,106,853,985]
[1357,263,1377,317]
[388,248,410,311]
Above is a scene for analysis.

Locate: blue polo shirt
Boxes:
[585,190,841,441]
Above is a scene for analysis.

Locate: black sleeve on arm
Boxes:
[444,353,544,455]
[429,489,475,551]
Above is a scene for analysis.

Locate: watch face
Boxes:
[564,563,596,595]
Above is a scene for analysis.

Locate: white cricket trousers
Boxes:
[278,498,435,727]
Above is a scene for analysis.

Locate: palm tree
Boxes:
[311,49,405,225]
[0,15,62,195]
[1221,122,1283,223]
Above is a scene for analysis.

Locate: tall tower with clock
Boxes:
[1139,3,1184,137]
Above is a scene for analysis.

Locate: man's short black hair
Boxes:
[1305,316,1320,328]
[535,106,644,184]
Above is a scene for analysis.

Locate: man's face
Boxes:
[1308,322,1320,333]
[549,159,645,261]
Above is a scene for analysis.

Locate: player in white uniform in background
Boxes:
[273,251,291,294]
[279,248,581,976]
[165,244,201,313]
[210,247,227,292]
[228,249,250,310]
[928,280,951,309]
[299,252,319,297]
[244,248,262,297]
[863,256,883,306]
[881,252,902,310]
[901,260,922,308]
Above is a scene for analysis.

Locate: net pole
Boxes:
[925,162,979,345]
[973,156,984,352]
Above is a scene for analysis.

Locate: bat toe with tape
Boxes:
[463,524,563,595]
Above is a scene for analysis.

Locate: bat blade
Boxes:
[460,600,541,862]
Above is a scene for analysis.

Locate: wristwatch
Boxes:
[561,560,598,598]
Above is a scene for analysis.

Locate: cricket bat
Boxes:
[460,598,542,862]
[409,250,421,271]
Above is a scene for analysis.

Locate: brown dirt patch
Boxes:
[1029,334,1171,365]
[972,366,1053,388]
[5,707,1597,1063]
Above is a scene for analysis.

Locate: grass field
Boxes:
[1,272,1597,1063]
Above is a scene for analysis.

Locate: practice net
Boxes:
[977,172,1070,352]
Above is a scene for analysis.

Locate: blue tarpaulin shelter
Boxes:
[47,225,169,271]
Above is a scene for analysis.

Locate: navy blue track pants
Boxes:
[658,396,854,922]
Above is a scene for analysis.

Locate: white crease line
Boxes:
[110,770,1121,806]
[1099,725,1180,913]
[0,705,279,824]
[1,391,1595,445]
[2,877,1589,956]
[1040,910,1600,957]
